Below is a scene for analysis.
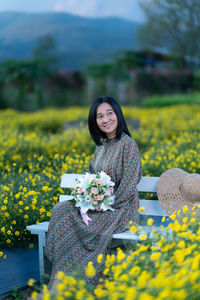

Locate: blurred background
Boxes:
[1,2,200,297]
[0,0,200,110]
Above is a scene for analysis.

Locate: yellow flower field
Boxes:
[0,104,200,249]
[30,205,200,299]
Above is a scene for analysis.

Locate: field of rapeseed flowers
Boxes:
[1,104,200,253]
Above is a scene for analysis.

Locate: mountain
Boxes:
[0,12,140,70]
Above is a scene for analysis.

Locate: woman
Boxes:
[45,96,142,287]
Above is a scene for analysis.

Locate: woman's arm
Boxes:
[114,139,142,205]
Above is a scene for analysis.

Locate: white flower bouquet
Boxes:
[71,171,115,214]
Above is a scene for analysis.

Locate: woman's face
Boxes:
[96,102,118,139]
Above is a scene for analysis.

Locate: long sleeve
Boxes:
[114,138,142,206]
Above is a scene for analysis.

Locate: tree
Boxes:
[32,35,59,108]
[0,60,40,110]
[138,0,200,69]
[32,35,59,72]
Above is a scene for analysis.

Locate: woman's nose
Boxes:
[102,115,109,122]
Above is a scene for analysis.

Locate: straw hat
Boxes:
[157,168,200,215]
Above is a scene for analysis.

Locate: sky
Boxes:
[0,0,145,23]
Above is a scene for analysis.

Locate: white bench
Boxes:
[26,174,167,278]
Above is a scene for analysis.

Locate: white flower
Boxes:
[75,201,94,213]
[100,203,115,211]
[71,171,115,213]
[99,171,115,186]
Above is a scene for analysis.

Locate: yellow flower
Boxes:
[31,291,38,299]
[103,268,109,276]
[138,207,145,213]
[129,266,140,276]
[151,246,157,251]
[119,274,129,281]
[139,234,147,240]
[190,218,196,223]
[57,283,66,292]
[178,241,185,248]
[137,271,151,289]
[76,289,88,299]
[85,261,96,277]
[0,251,3,257]
[170,213,176,220]
[15,193,20,199]
[183,205,188,213]
[147,218,154,226]
[29,244,34,248]
[97,253,103,264]
[125,287,137,300]
[117,248,126,262]
[150,252,161,261]
[138,292,154,300]
[28,278,35,286]
[161,216,166,223]
[57,271,65,279]
[191,256,200,270]
[94,285,108,298]
[3,186,10,192]
[42,186,49,192]
[64,291,72,297]
[1,227,5,233]
[6,239,11,244]
[183,217,188,223]
[171,289,187,299]
[139,245,148,252]
[130,225,137,233]
[43,292,50,300]
[15,231,20,236]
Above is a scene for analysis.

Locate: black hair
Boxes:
[88,96,131,145]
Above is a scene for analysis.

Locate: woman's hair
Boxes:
[88,96,131,145]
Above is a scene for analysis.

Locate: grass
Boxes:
[141,92,200,107]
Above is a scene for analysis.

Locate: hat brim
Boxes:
[157,168,189,215]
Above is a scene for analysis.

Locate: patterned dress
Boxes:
[45,133,142,276]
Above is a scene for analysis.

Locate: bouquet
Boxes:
[71,171,115,225]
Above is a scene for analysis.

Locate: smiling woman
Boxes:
[96,102,118,139]
[44,96,142,288]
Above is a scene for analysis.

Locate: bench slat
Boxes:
[26,222,161,241]
[61,174,84,188]
[139,199,167,216]
[137,176,158,192]
[59,195,73,202]
[26,222,49,233]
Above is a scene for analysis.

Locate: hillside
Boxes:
[0,12,140,70]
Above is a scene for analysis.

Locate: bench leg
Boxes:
[38,232,46,278]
